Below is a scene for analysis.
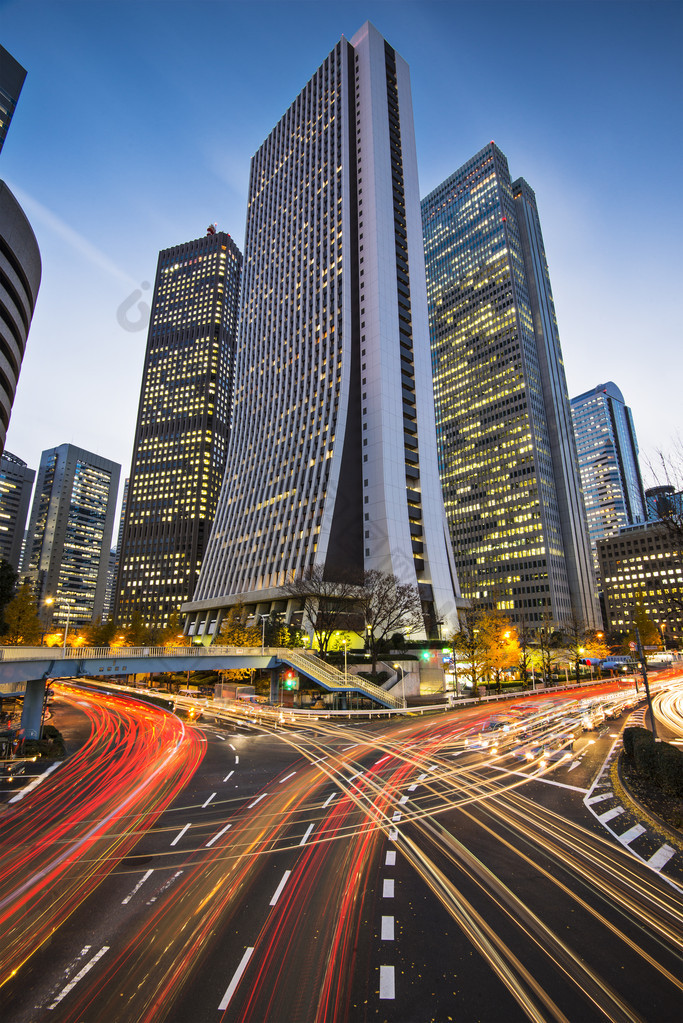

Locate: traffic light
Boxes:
[282,670,298,690]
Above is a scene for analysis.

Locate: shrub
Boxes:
[632,729,657,780]
[623,726,650,759]
[656,741,683,797]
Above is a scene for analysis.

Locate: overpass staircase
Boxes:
[282,651,406,709]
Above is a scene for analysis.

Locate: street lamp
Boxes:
[44,597,74,656]
[259,613,270,655]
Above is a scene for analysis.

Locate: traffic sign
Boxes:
[629,642,637,651]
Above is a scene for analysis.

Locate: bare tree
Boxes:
[283,567,358,659]
[356,570,424,674]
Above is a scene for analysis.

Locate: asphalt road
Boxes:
[1,683,682,1022]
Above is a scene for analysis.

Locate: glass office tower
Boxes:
[570,381,646,571]
[422,143,598,630]
[115,229,242,629]
[23,444,120,626]
[185,22,460,641]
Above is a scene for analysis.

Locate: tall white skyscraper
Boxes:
[184,22,460,640]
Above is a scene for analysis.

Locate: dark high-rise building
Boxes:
[0,450,34,570]
[23,444,120,626]
[597,522,683,642]
[422,143,598,630]
[115,229,242,629]
[184,22,461,642]
[1,46,41,455]
[0,44,26,154]
[645,485,683,523]
[570,382,646,570]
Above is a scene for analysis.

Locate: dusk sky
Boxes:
[2,0,681,508]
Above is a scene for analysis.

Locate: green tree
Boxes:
[215,603,260,646]
[82,617,117,647]
[0,558,17,633]
[451,606,496,695]
[2,581,42,645]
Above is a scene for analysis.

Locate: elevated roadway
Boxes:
[0,645,405,736]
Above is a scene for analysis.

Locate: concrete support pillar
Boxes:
[269,668,279,705]
[20,678,47,739]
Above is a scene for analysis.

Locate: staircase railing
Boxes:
[281,650,405,709]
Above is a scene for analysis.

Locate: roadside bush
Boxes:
[632,729,657,780]
[623,726,651,759]
[656,742,683,797]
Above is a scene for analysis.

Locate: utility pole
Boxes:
[635,625,657,740]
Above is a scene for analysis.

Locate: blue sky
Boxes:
[2,0,681,497]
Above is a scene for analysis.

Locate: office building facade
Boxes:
[115,229,242,629]
[645,485,683,523]
[0,44,26,155]
[0,450,34,570]
[422,143,598,630]
[23,444,120,626]
[1,46,41,456]
[597,522,682,642]
[185,22,461,640]
[570,382,646,571]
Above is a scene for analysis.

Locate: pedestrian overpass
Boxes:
[0,644,406,737]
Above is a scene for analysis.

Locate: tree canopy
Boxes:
[2,581,42,645]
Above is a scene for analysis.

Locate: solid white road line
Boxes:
[248,793,268,809]
[9,762,60,803]
[170,823,191,846]
[121,869,153,905]
[322,793,336,808]
[279,772,296,783]
[621,824,646,845]
[223,770,234,782]
[648,844,676,871]
[379,965,395,999]
[299,823,315,846]
[48,945,109,1009]
[206,823,232,847]
[269,869,292,906]
[218,947,254,1011]
[599,806,625,824]
[385,851,396,866]
[202,792,217,808]
[381,916,395,940]
[382,879,394,898]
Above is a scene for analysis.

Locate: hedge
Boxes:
[623,726,683,797]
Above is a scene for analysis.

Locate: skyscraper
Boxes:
[185,22,460,640]
[0,44,26,155]
[422,143,598,630]
[23,444,120,627]
[0,450,34,570]
[1,46,41,455]
[570,382,646,569]
[115,229,242,629]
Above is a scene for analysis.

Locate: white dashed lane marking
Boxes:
[206,823,232,847]
[122,869,153,904]
[170,823,191,846]
[269,869,292,906]
[385,851,396,866]
[382,879,394,898]
[379,965,395,999]
[223,771,234,782]
[218,947,254,1011]
[299,823,315,846]
[48,946,109,1009]
[202,792,216,808]
[381,915,395,940]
